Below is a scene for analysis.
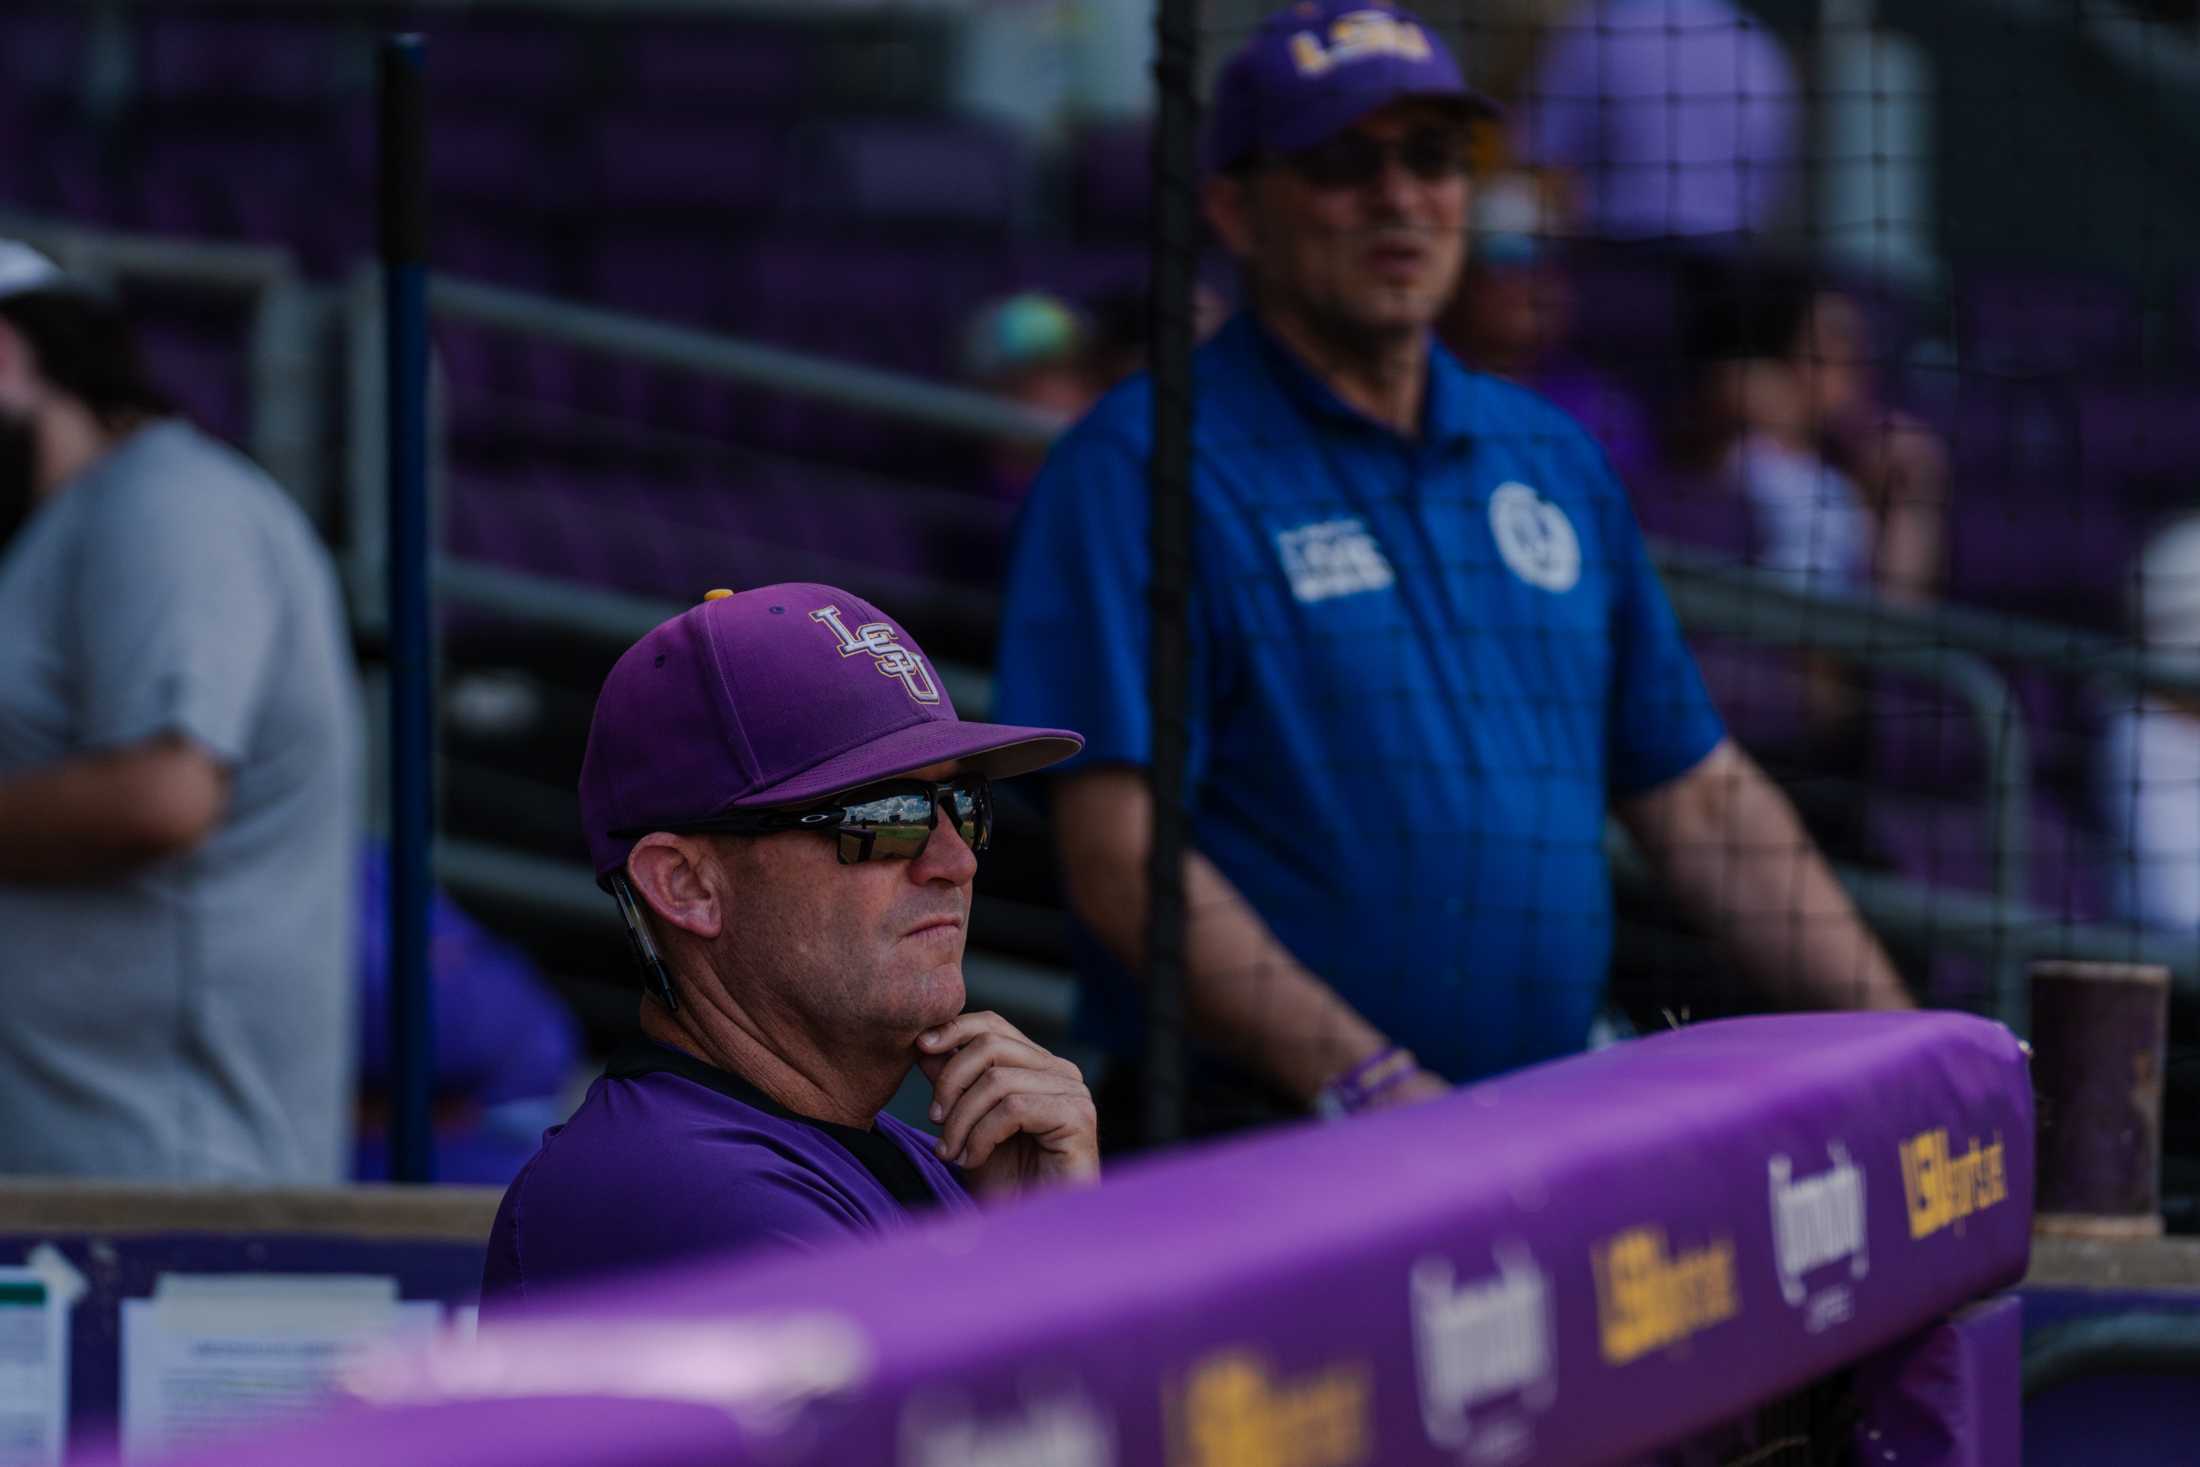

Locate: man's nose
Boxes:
[911,801,979,884]
[1365,152,1420,215]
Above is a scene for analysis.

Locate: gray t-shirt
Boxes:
[0,421,361,1181]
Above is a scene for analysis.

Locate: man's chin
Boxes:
[1352,290,1446,335]
[895,962,967,1032]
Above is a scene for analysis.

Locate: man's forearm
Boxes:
[1061,843,1391,1101]
[1621,741,1912,1011]
[1176,849,1397,1100]
[0,738,228,883]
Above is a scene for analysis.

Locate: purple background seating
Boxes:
[1070,122,1153,237]
[136,13,356,106]
[1956,267,2143,376]
[620,24,816,113]
[1870,788,2108,923]
[583,113,785,217]
[793,117,1030,231]
[3,3,2192,1025]
[0,11,84,106]
[583,231,744,326]
[2075,380,2200,485]
[417,21,586,103]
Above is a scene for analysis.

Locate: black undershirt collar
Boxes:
[605,1041,944,1212]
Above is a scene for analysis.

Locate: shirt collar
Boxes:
[606,1039,881,1145]
[1230,310,1477,448]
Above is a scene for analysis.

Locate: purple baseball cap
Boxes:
[1204,1,1499,175]
[579,584,1082,882]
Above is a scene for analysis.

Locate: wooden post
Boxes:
[2030,960,2169,1238]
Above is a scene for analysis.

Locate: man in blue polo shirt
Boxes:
[993,1,1911,1143]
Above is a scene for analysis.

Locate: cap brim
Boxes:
[733,719,1084,809]
[1211,87,1503,176]
[1280,88,1501,153]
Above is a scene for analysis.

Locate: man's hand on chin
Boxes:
[916,1011,1100,1197]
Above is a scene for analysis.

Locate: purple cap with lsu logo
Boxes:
[578,584,1082,883]
[1204,1,1500,176]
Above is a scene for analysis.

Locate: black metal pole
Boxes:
[1144,0,1198,1148]
[380,34,436,1184]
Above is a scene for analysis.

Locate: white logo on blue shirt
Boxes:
[1276,517,1396,604]
[1488,483,1581,594]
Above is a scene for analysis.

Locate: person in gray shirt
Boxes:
[0,242,360,1181]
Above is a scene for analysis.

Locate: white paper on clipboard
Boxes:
[119,1274,440,1461]
[0,1263,70,1467]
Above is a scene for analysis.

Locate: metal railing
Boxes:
[2024,1315,2200,1396]
[1658,569,2034,1026]
[339,267,1063,631]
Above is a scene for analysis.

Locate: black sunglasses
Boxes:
[630,774,993,866]
[1276,126,1470,190]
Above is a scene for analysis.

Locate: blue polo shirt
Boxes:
[993,314,1724,1084]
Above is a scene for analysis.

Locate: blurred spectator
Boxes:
[962,291,1099,500]
[0,242,360,1182]
[1515,0,1802,243]
[2100,516,2200,932]
[1080,279,1233,392]
[1443,174,1568,380]
[963,284,1230,501]
[1679,256,1946,605]
[997,3,1909,1153]
[1441,171,1656,478]
[352,842,582,1186]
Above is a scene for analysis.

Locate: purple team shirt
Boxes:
[482,1043,973,1310]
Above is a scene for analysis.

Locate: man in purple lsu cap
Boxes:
[995,2,1908,1145]
[482,585,1095,1307]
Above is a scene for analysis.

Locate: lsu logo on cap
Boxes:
[1290,9,1434,78]
[810,605,941,705]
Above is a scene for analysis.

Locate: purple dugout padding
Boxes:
[1852,1296,2023,1466]
[118,1012,2033,1467]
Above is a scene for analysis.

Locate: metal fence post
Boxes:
[380,34,436,1185]
[1144,0,1199,1148]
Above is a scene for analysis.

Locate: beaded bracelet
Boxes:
[1314,1045,1416,1120]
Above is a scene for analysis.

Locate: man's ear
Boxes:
[1203,173,1256,261]
[0,318,40,414]
[625,834,724,942]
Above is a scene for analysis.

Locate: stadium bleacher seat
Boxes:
[419,20,587,103]
[620,24,818,113]
[2076,379,2200,485]
[583,113,787,217]
[129,305,252,445]
[1956,265,2145,376]
[137,13,360,106]
[793,117,1032,232]
[582,231,748,327]
[1068,121,1153,238]
[1001,239,1150,305]
[0,10,85,114]
[1871,787,2109,922]
[732,235,1005,375]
